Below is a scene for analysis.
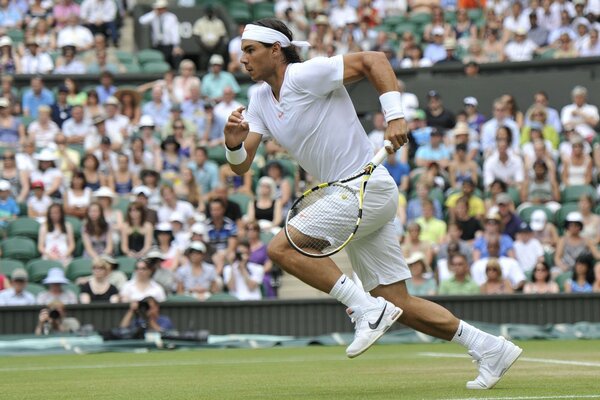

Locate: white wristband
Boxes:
[225,143,247,165]
[379,91,404,122]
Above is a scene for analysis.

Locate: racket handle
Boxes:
[371,140,394,166]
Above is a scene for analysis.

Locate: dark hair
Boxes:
[209,198,226,210]
[126,201,147,226]
[84,201,109,236]
[450,252,468,265]
[195,146,208,157]
[70,170,87,189]
[82,153,100,170]
[46,203,66,233]
[491,179,508,193]
[532,261,551,283]
[574,253,595,284]
[533,159,548,173]
[155,227,174,243]
[253,18,302,64]
[496,126,513,146]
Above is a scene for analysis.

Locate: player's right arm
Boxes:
[224,106,261,175]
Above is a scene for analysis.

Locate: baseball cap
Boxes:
[0,97,9,108]
[132,185,152,197]
[0,36,13,47]
[517,221,532,233]
[209,54,224,66]
[453,122,469,136]
[31,180,44,189]
[485,211,501,222]
[169,211,184,223]
[463,96,478,107]
[514,27,528,36]
[187,241,207,253]
[566,211,584,224]
[155,222,172,232]
[443,38,457,49]
[100,136,111,145]
[153,0,168,8]
[496,192,513,205]
[191,222,207,236]
[432,26,445,36]
[145,246,165,260]
[139,115,155,128]
[0,179,10,191]
[11,268,28,281]
[104,96,120,106]
[58,85,69,93]
[100,254,118,267]
[427,90,440,98]
[530,210,547,231]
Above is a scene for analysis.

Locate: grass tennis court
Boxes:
[1,340,599,400]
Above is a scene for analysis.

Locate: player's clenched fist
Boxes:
[224,106,250,149]
[385,118,408,151]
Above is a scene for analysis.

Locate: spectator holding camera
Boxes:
[119,296,173,332]
[35,300,81,335]
[119,259,166,303]
[223,241,264,301]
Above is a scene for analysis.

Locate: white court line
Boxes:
[419,352,600,368]
[439,395,600,400]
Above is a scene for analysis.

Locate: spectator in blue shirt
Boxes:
[201,54,240,101]
[473,212,516,261]
[206,198,238,275]
[119,296,174,332]
[414,128,452,169]
[22,76,54,118]
[142,85,171,130]
[406,181,443,223]
[0,179,19,231]
[95,71,117,104]
[0,0,22,29]
[188,146,220,195]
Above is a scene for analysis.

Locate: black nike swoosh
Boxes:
[368,304,387,329]
[458,325,464,337]
[341,277,347,284]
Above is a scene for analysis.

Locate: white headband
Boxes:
[242,24,311,48]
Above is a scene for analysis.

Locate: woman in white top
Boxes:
[119,259,167,302]
[172,60,201,103]
[38,203,76,267]
[64,170,92,219]
[561,135,592,187]
[578,194,600,244]
[27,105,60,148]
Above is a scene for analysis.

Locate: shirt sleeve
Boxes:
[244,95,270,137]
[286,55,344,97]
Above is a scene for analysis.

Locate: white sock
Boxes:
[451,320,500,354]
[329,274,377,308]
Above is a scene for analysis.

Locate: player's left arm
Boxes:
[342,51,408,150]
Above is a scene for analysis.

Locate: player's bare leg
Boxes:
[268,232,402,356]
[372,281,522,389]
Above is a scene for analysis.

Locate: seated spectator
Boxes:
[20,39,54,74]
[111,153,137,196]
[424,90,456,131]
[155,222,181,272]
[0,268,36,306]
[84,89,104,121]
[578,195,600,244]
[560,85,599,141]
[120,259,167,302]
[593,262,600,293]
[245,220,279,298]
[197,101,225,148]
[0,179,18,232]
[157,185,194,226]
[524,91,562,135]
[169,213,190,252]
[521,116,559,155]
[407,181,443,223]
[470,238,526,290]
[520,159,561,210]
[247,177,283,229]
[206,198,238,274]
[473,212,516,261]
[480,99,520,156]
[50,85,72,128]
[559,126,591,163]
[38,204,76,267]
[423,27,446,64]
[264,161,293,216]
[139,169,162,209]
[28,105,60,148]
[483,137,524,190]
[445,178,485,219]
[54,45,86,74]
[115,88,142,126]
[132,185,158,225]
[56,14,94,52]
[173,166,202,210]
[414,128,451,169]
[63,168,90,219]
[156,135,184,184]
[564,254,595,293]
[482,27,504,63]
[0,97,25,146]
[501,94,525,130]
[189,146,220,197]
[119,296,173,332]
[383,148,410,192]
[95,71,117,104]
[436,38,462,64]
[37,268,78,305]
[172,60,201,103]
[175,241,220,300]
[103,96,129,149]
[554,212,600,274]
[451,196,483,242]
[1,149,29,204]
[219,161,253,196]
[451,119,481,159]
[496,193,523,240]
[530,209,560,252]
[201,54,240,101]
[82,202,113,258]
[401,221,434,266]
[405,252,437,296]
[480,258,514,295]
[0,36,21,75]
[554,32,579,58]
[528,11,549,47]
[80,0,119,47]
[27,180,52,223]
[120,202,154,259]
[79,258,119,303]
[64,77,87,107]
[35,300,80,335]
[514,222,545,274]
[561,134,593,186]
[161,103,197,141]
[22,76,54,118]
[578,28,600,56]
[142,86,172,132]
[416,198,447,245]
[223,241,264,300]
[524,261,560,294]
[400,44,432,68]
[504,28,538,62]
[438,253,480,295]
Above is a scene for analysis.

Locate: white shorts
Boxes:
[289,167,411,292]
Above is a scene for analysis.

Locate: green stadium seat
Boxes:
[1,237,39,263]
[207,145,227,165]
[507,187,521,207]
[6,29,24,44]
[555,202,580,229]
[65,282,81,295]
[382,15,408,27]
[252,2,275,19]
[113,196,130,217]
[68,144,85,158]
[517,205,554,224]
[229,2,252,22]
[408,12,432,25]
[26,259,64,283]
[115,50,135,64]
[116,256,136,278]
[0,258,25,277]
[444,11,457,24]
[229,192,252,215]
[136,49,165,64]
[206,292,238,301]
[66,216,83,239]
[25,282,46,295]
[122,62,142,74]
[21,115,35,129]
[142,61,171,74]
[538,48,556,59]
[165,294,200,302]
[555,271,572,292]
[7,217,40,241]
[561,185,596,204]
[66,257,93,281]
[467,9,483,21]
[394,22,417,36]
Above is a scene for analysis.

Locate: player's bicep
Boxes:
[342,52,370,84]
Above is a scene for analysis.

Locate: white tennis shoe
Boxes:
[345,297,403,358]
[466,336,523,389]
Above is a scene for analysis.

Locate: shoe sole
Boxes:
[347,307,403,359]
[467,343,523,390]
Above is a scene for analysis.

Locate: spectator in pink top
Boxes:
[53,0,81,30]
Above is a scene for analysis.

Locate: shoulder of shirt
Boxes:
[223,216,236,226]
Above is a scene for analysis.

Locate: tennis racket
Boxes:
[284,140,393,258]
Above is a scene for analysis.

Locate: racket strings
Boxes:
[287,183,360,256]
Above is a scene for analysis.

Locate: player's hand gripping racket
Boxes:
[284,140,394,258]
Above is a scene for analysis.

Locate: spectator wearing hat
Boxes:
[54,45,86,74]
[462,97,486,133]
[121,201,154,259]
[192,4,228,71]
[31,149,62,198]
[436,37,462,64]
[37,268,78,305]
[22,76,54,118]
[513,222,544,274]
[20,39,54,74]
[132,185,158,225]
[103,96,129,148]
[414,128,451,169]
[528,209,558,251]
[27,180,52,223]
[120,259,167,302]
[405,252,437,296]
[562,133,593,186]
[425,90,456,131]
[139,0,183,68]
[0,36,20,74]
[438,253,480,295]
[0,268,35,306]
[92,188,121,242]
[560,85,600,141]
[424,26,447,64]
[79,257,119,303]
[80,0,119,47]
[201,54,241,101]
[155,221,182,271]
[470,237,526,290]
[495,192,523,240]
[504,28,538,61]
[554,212,600,274]
[0,178,18,231]
[35,300,81,335]
[175,241,220,299]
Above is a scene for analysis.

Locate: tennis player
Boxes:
[223,19,521,390]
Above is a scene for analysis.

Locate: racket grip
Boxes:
[371,140,394,166]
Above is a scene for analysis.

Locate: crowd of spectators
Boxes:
[1,0,600,310]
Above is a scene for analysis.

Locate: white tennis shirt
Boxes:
[245,55,374,182]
